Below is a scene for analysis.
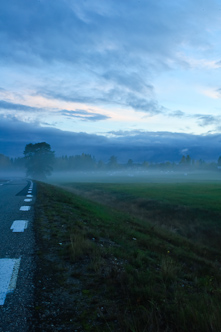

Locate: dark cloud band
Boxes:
[0,116,220,162]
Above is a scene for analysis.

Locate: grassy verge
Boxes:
[34,181,221,331]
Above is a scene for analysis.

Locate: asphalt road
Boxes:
[0,177,36,332]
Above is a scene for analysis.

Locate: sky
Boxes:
[1,0,221,162]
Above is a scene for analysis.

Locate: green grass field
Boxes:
[65,181,221,210]
[34,179,221,331]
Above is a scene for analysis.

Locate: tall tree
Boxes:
[186,155,191,165]
[108,155,118,169]
[24,142,54,179]
[179,155,186,164]
[127,159,133,168]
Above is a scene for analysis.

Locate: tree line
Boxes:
[0,142,221,179]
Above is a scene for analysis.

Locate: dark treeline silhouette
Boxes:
[1,152,221,173]
[0,153,25,171]
[55,154,97,171]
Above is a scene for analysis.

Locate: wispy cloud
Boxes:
[60,109,110,121]
[194,114,221,127]
[177,54,221,70]
[168,110,185,118]
[0,99,110,123]
[38,86,163,115]
[0,100,43,112]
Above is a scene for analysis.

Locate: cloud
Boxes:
[125,94,164,114]
[194,114,220,127]
[1,0,219,67]
[0,100,43,112]
[215,60,221,67]
[181,148,189,154]
[102,71,154,94]
[1,0,221,115]
[0,99,110,123]
[177,55,221,70]
[217,88,221,96]
[60,109,110,121]
[168,110,185,118]
[1,116,221,162]
[39,86,163,115]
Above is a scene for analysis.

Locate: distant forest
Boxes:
[1,152,221,172]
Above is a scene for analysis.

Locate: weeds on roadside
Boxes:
[69,232,93,262]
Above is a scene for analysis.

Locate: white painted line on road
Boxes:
[28,190,32,193]
[24,199,32,202]
[26,194,33,198]
[0,258,21,305]
[10,220,28,232]
[20,206,31,211]
[8,258,21,292]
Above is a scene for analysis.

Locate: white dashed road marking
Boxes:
[19,206,31,211]
[24,199,32,202]
[10,220,28,232]
[0,258,21,305]
[26,194,33,198]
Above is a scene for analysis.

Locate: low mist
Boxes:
[47,169,221,185]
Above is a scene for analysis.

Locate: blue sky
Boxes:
[1,0,221,161]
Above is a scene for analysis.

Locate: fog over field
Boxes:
[47,169,221,185]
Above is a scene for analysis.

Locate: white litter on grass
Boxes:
[24,199,32,202]
[20,206,31,211]
[0,258,21,305]
[10,220,28,232]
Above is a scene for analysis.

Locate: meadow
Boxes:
[34,172,221,331]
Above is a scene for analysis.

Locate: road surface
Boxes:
[0,177,35,332]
